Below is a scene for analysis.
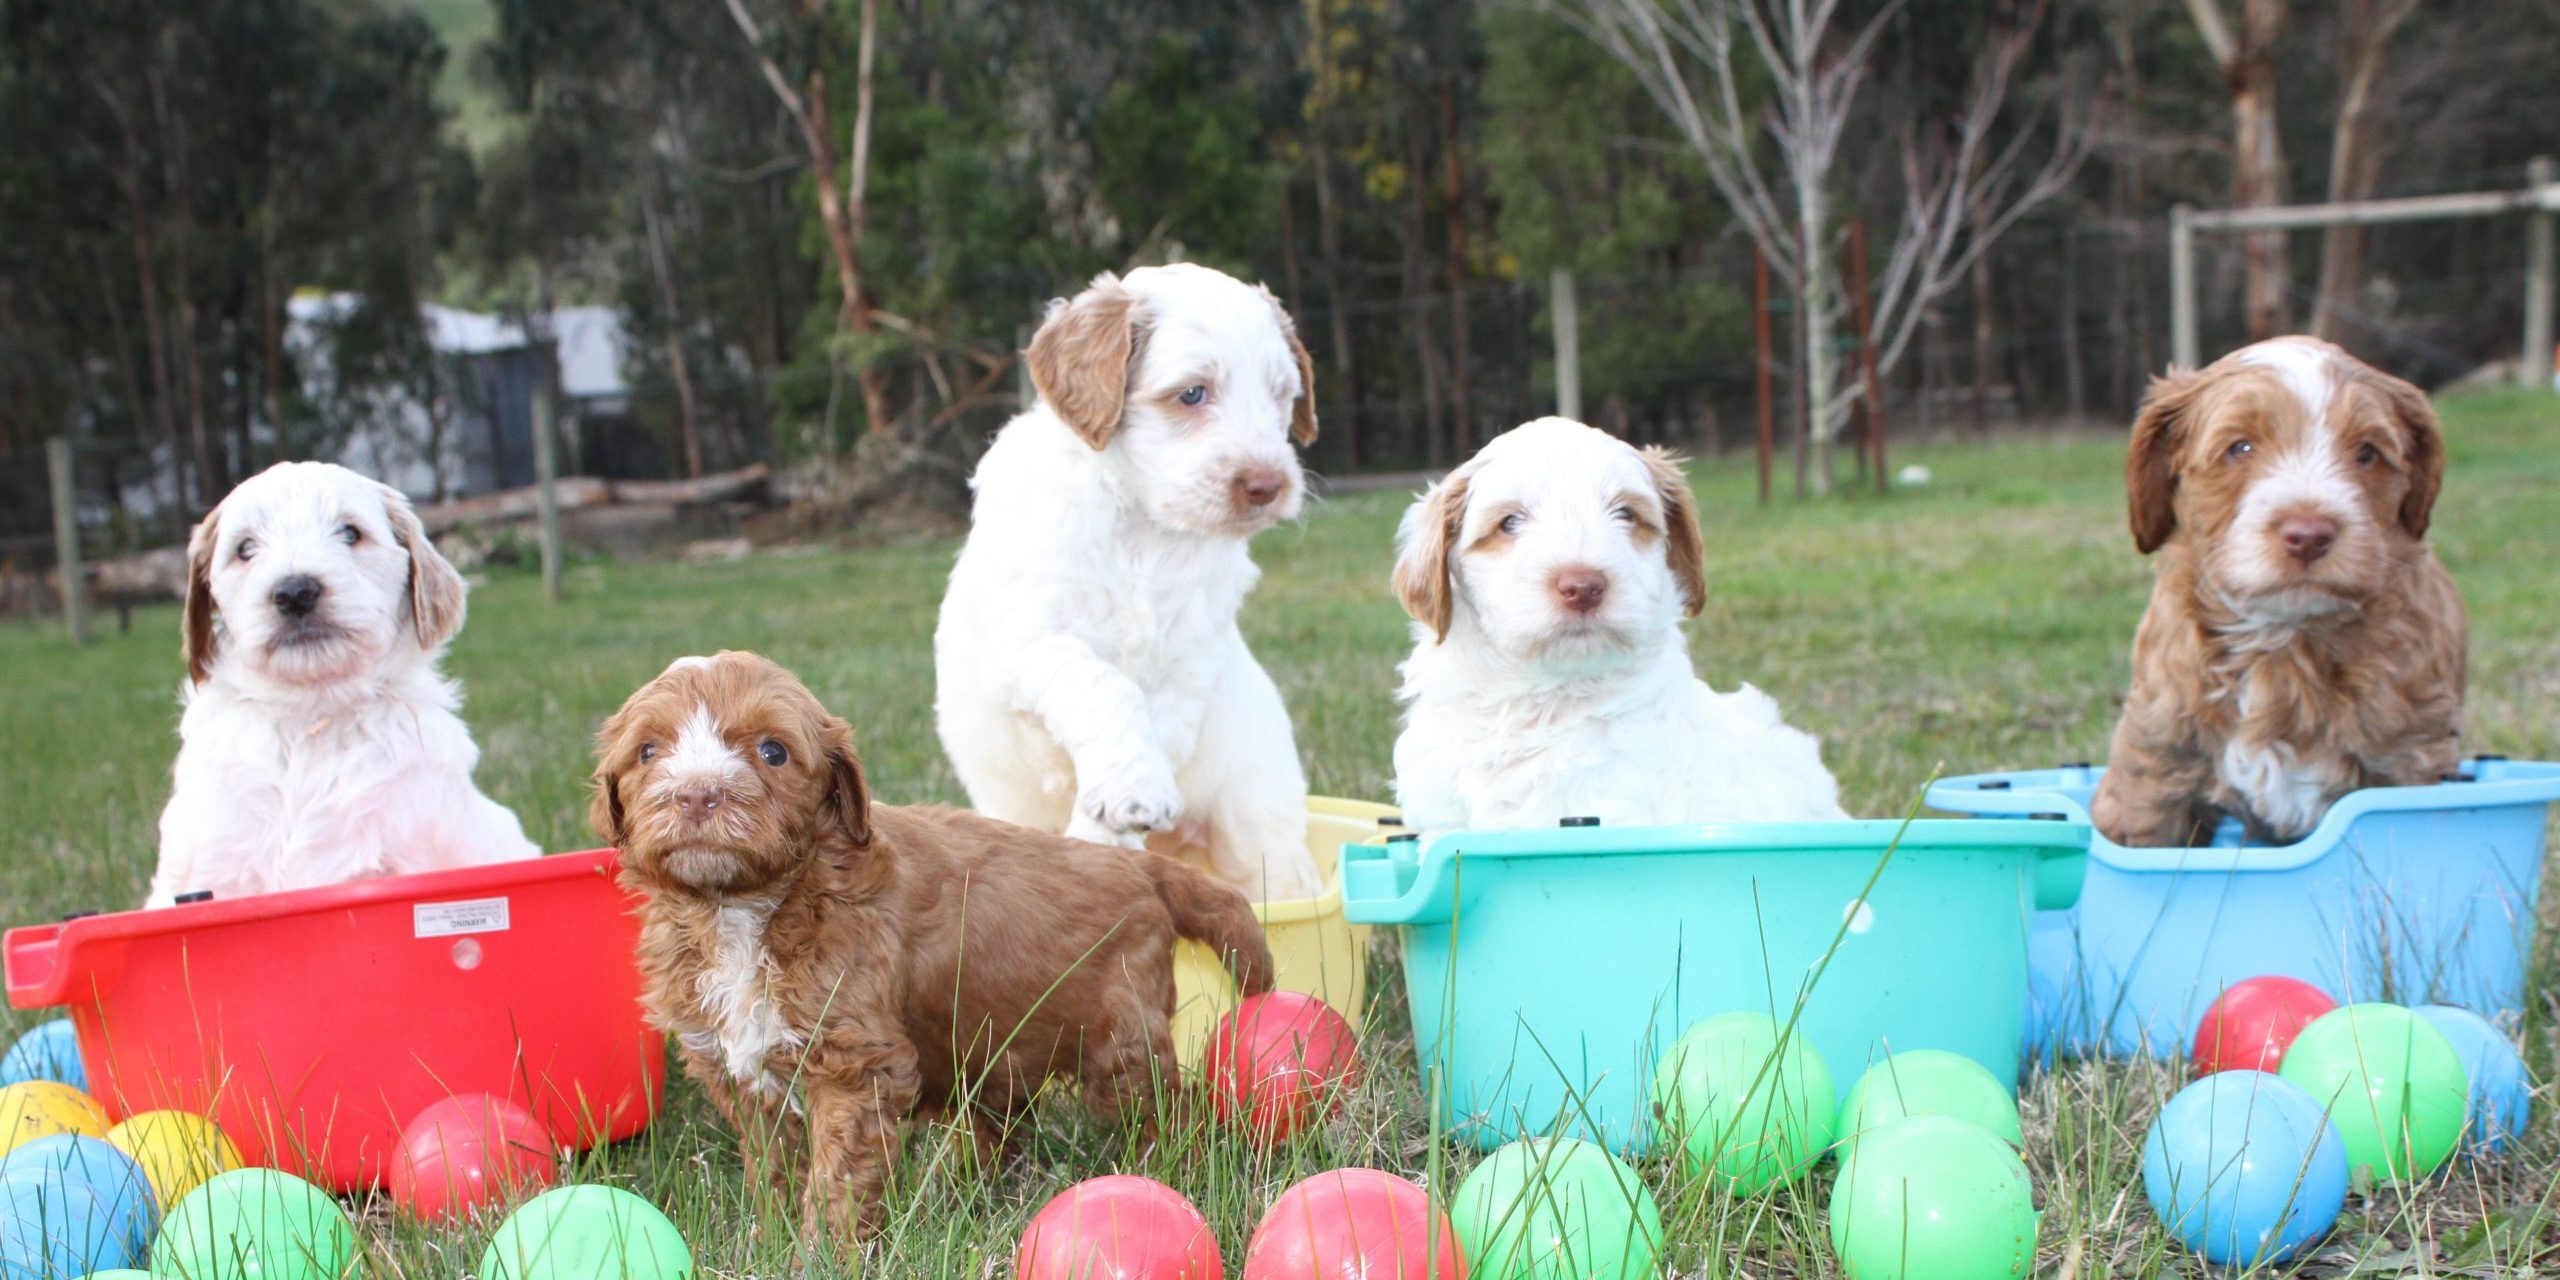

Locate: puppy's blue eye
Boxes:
[2225,440,2254,460]
[1177,385,1208,407]
[2355,442,2381,466]
[1610,505,1636,524]
[234,538,258,563]
[337,523,362,546]
[1498,513,1525,535]
[637,743,657,763]
[757,740,788,767]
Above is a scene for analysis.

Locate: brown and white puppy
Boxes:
[2092,337,2465,847]
[590,651,1274,1241]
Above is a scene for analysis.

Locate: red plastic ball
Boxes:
[1018,1175,1224,1280]
[2191,976,2339,1076]
[1202,992,1362,1145]
[388,1093,560,1223]
[1243,1168,1467,1280]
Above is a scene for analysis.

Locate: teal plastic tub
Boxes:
[1340,819,2088,1153]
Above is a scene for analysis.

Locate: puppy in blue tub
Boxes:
[1389,417,1847,833]
[2094,337,2465,847]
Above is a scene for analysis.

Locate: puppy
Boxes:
[149,461,535,906]
[1391,418,1847,833]
[935,263,1324,900]
[592,651,1274,1241]
[2093,337,2464,846]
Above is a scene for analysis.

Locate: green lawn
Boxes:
[3,390,2556,1275]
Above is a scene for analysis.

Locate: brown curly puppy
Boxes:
[590,651,1273,1241]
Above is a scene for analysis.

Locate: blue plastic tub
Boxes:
[1340,819,2087,1153]
[1925,758,2560,1058]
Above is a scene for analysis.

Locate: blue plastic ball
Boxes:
[0,1170,139,1280]
[0,1024,82,1093]
[2143,1070,2348,1266]
[0,1134,156,1258]
[2416,1005,2531,1154]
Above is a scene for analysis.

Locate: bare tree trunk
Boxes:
[2061,229,2088,420]
[1439,79,1472,456]
[2311,0,2419,342]
[1970,249,1995,432]
[1789,228,1809,501]
[1788,0,1834,495]
[640,162,705,477]
[101,82,191,509]
[2188,0,2292,339]
[1310,140,1359,462]
[1402,132,1444,467]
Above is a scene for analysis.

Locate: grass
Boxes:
[3,389,2557,1275]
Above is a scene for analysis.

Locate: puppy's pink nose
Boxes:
[672,786,724,826]
[2279,516,2338,564]
[1552,567,1609,615]
[1233,467,1288,510]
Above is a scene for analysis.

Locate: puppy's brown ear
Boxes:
[379,483,466,650]
[2376,372,2445,537]
[1639,446,1708,618]
[182,501,225,686]
[823,719,874,847]
[1027,274,1144,450]
[1265,286,1319,446]
[1392,467,1473,641]
[588,711,630,847]
[2127,368,2206,555]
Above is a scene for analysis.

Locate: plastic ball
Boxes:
[2415,1005,2532,1154]
[0,1084,108,1158]
[1018,1175,1222,1280]
[0,1024,84,1093]
[2191,977,2337,1076]
[1836,1049,2021,1157]
[480,1185,692,1280]
[390,1094,560,1224]
[104,1111,241,1211]
[2276,1003,2466,1180]
[1202,992,1362,1146]
[1649,1012,1835,1191]
[3,1174,132,1280]
[1452,1137,1660,1280]
[1827,1116,2038,1280]
[2141,1070,2347,1265]
[150,1167,357,1280]
[0,1134,156,1258]
[1242,1168,1462,1280]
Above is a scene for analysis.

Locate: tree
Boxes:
[2308,0,2419,342]
[1556,0,2087,494]
[2183,0,2288,340]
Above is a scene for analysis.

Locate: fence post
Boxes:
[2170,204,2199,370]
[2525,156,2555,391]
[1752,244,1774,506]
[1550,267,1581,421]
[47,437,86,645]
[531,374,563,605]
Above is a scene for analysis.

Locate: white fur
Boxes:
[1392,419,1846,834]
[2222,338,2366,606]
[935,264,1322,900]
[148,462,535,907]
[691,900,803,1104]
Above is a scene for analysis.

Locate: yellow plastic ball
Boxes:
[0,1079,110,1155]
[107,1109,244,1207]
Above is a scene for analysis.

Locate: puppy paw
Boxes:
[1075,755,1185,837]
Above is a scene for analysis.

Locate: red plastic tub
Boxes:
[3,850,663,1192]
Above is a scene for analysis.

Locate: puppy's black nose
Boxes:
[272,575,324,619]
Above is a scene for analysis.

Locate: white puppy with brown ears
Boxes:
[935,264,1324,900]
[149,461,536,906]
[1391,418,1846,834]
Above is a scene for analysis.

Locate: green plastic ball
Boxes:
[1836,1050,2023,1157]
[1649,1012,1836,1191]
[1451,1137,1661,1280]
[148,1167,356,1280]
[1829,1115,2038,1280]
[480,1185,693,1280]
[2277,1003,2468,1181]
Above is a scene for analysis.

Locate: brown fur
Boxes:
[1025,273,1145,450]
[383,482,468,651]
[1262,284,1320,447]
[1638,446,1709,617]
[591,651,1272,1242]
[2093,340,2466,846]
[181,500,227,686]
[1392,466,1473,641]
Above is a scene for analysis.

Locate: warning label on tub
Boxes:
[414,897,511,938]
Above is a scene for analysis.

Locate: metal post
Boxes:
[2170,204,2200,370]
[1846,218,1887,494]
[2525,157,2555,391]
[531,374,563,605]
[1550,267,1581,421]
[47,437,85,644]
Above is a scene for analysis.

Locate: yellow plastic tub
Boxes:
[1171,796,1399,1063]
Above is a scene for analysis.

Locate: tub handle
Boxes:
[3,925,65,1008]
[1340,839,1458,926]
